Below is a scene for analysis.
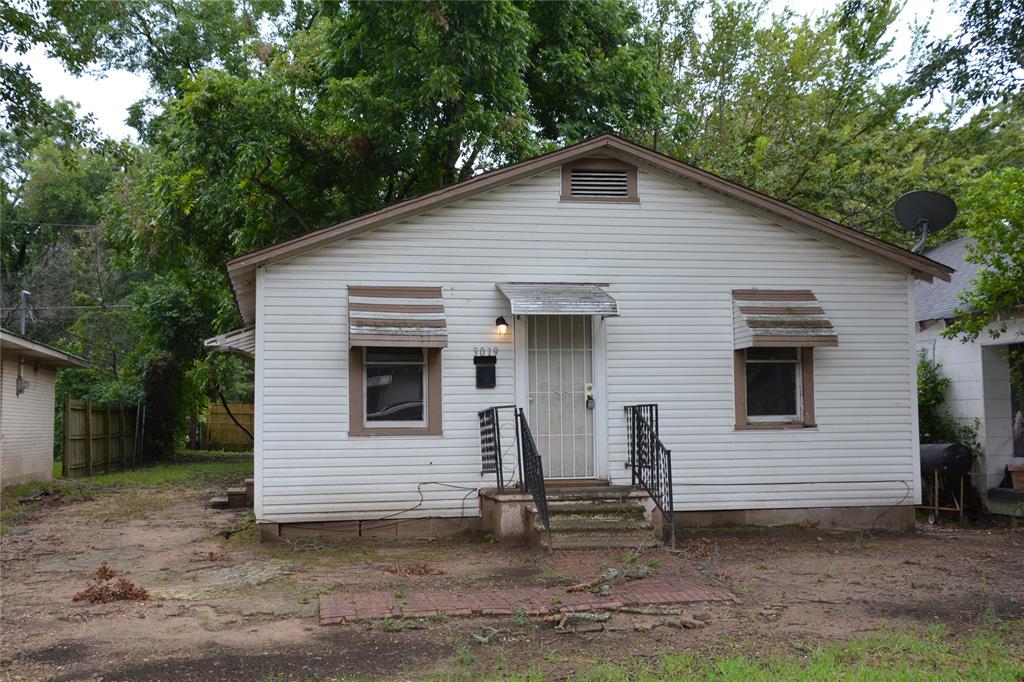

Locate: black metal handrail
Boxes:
[625,404,675,548]
[517,408,552,549]
[478,405,519,489]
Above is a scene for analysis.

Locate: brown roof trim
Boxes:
[226,134,953,323]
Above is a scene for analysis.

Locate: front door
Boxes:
[526,315,595,479]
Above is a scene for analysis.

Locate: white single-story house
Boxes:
[0,330,90,488]
[207,134,952,543]
[914,238,1024,516]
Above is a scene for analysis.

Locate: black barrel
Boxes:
[919,443,972,477]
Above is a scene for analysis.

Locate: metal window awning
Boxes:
[204,326,256,358]
[732,289,838,349]
[348,286,448,348]
[497,283,619,317]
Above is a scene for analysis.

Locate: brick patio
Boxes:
[319,578,734,625]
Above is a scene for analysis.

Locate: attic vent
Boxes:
[570,169,629,197]
[561,160,638,202]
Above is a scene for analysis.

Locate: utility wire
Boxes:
[0,305,135,310]
[2,220,102,228]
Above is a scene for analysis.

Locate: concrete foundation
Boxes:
[674,505,915,531]
[260,501,915,544]
[259,516,481,543]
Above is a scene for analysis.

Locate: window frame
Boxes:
[560,159,639,203]
[734,347,816,430]
[349,346,442,437]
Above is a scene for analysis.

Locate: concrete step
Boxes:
[545,502,646,521]
[536,526,657,549]
[527,492,656,548]
[544,485,635,502]
[209,496,230,510]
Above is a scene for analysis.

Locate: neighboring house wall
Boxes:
[256,168,919,524]
[0,356,56,487]
[916,318,1024,495]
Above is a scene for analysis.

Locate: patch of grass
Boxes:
[454,644,476,666]
[425,624,1023,681]
[0,480,93,534]
[224,511,260,546]
[83,458,252,488]
[2,452,252,534]
[372,617,424,632]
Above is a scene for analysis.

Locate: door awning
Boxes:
[204,326,256,357]
[732,289,838,349]
[348,286,448,348]
[497,283,618,316]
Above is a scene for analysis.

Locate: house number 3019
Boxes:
[474,347,498,357]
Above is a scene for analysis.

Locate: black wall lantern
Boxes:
[495,316,509,336]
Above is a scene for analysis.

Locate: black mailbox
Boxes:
[474,355,497,388]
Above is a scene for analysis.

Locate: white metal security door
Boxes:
[527,315,595,479]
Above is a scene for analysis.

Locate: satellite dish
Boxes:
[894,190,957,253]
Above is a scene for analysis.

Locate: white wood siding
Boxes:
[0,357,57,487]
[258,169,919,522]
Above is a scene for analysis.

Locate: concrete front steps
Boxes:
[527,485,659,549]
[210,477,254,510]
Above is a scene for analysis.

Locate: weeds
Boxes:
[455,644,475,666]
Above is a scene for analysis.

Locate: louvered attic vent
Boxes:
[561,160,638,202]
[570,169,629,197]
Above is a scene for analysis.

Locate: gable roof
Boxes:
[226,134,953,324]
[914,237,983,323]
[0,329,91,369]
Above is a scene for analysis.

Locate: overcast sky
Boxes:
[9,0,960,141]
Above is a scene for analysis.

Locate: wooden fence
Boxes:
[63,397,142,478]
[203,403,254,451]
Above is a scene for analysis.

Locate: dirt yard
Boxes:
[1,479,1022,681]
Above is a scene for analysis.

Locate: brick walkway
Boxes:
[319,579,734,625]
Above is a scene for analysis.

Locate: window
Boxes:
[734,347,815,429]
[349,346,442,436]
[746,348,799,421]
[561,160,638,202]
[365,347,426,425]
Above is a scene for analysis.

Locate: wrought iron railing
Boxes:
[517,408,552,549]
[478,405,552,548]
[625,404,675,548]
[478,405,518,489]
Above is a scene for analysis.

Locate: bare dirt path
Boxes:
[1,485,1022,680]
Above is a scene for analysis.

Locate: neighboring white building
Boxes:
[0,330,90,488]
[209,135,952,541]
[915,238,1024,516]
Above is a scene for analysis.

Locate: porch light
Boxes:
[495,316,509,336]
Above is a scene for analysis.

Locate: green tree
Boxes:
[944,167,1024,342]
[912,0,1024,105]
